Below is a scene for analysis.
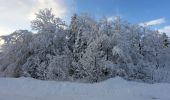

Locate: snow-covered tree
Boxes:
[0,30,33,77]
[31,8,66,33]
[67,14,79,52]
[0,8,170,83]
[75,34,114,82]
[161,33,169,47]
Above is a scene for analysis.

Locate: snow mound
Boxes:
[0,77,170,100]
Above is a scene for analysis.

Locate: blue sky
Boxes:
[76,0,168,22]
[75,0,170,30]
[0,0,170,36]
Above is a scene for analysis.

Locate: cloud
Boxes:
[107,16,121,22]
[0,0,75,36]
[28,0,68,20]
[0,26,13,36]
[159,26,170,36]
[139,18,165,26]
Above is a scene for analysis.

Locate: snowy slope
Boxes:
[0,77,170,100]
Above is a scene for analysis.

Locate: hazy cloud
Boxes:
[0,0,74,36]
[28,0,67,20]
[159,25,170,36]
[0,26,13,36]
[107,16,117,21]
[139,18,165,26]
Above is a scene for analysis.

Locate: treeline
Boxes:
[0,9,170,83]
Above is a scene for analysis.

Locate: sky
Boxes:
[0,0,170,36]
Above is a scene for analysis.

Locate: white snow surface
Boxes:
[0,77,170,100]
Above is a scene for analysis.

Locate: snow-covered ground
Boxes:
[0,77,170,100]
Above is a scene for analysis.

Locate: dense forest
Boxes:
[0,8,170,83]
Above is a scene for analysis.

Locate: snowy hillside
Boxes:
[0,77,170,100]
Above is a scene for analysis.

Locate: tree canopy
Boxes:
[0,8,170,83]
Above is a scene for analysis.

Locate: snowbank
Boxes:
[0,77,170,100]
